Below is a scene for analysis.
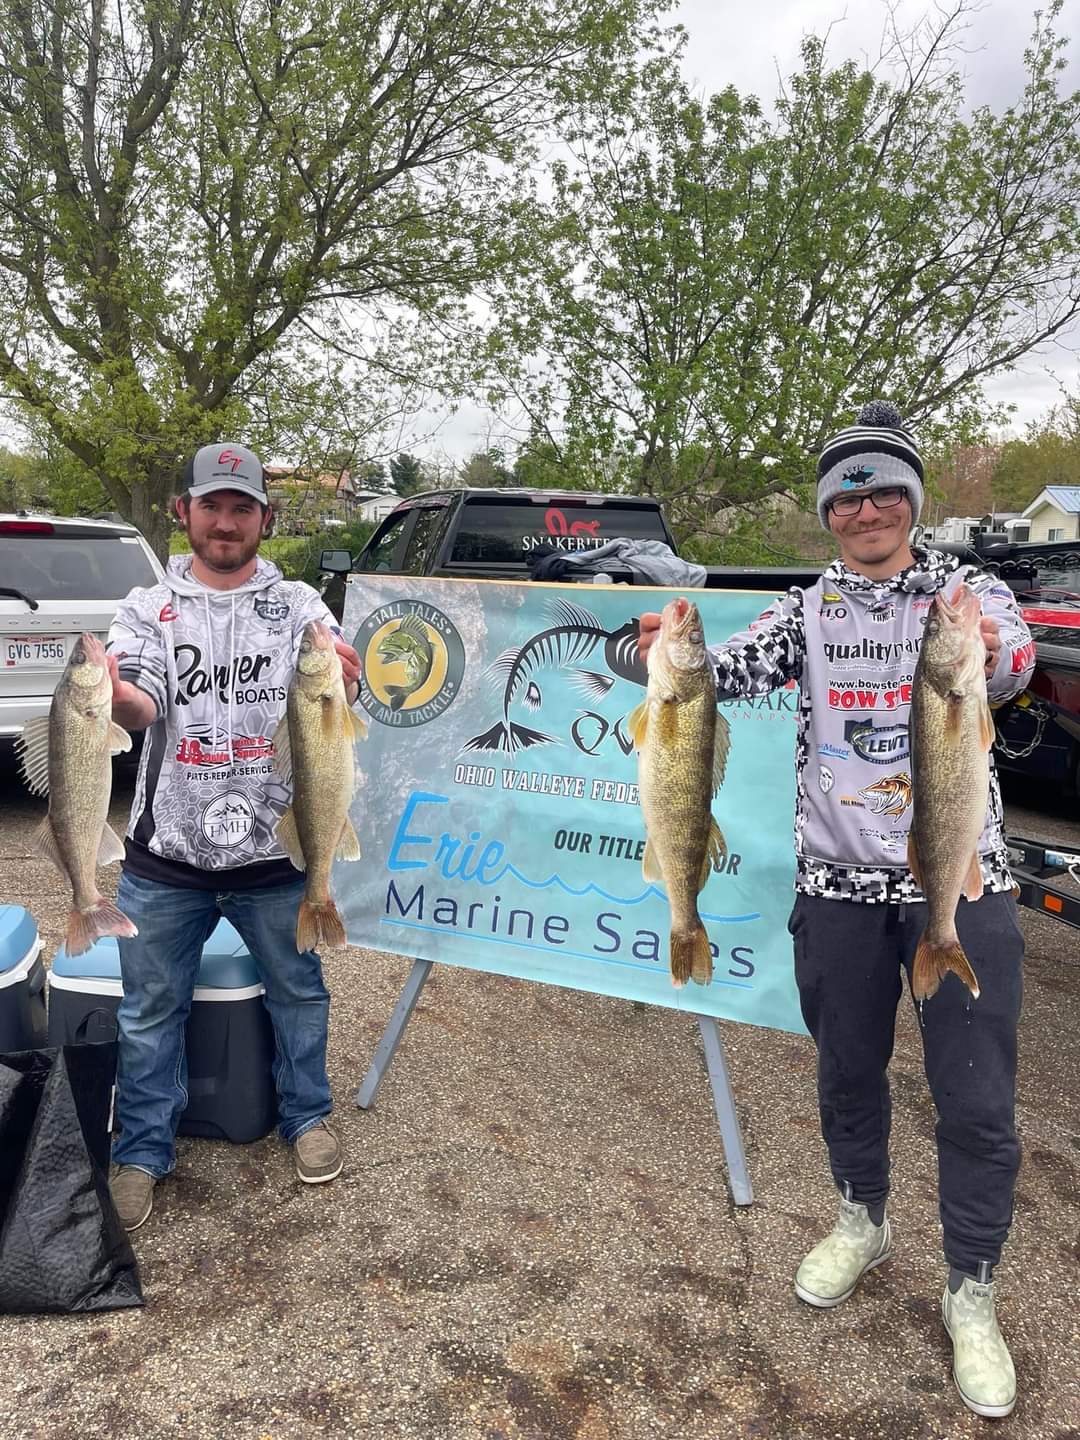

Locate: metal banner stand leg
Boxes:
[355,958,434,1110]
[697,1015,753,1206]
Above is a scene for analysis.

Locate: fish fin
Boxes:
[97,823,126,866]
[488,647,520,680]
[461,721,555,754]
[107,721,133,755]
[626,700,648,749]
[348,708,368,741]
[15,714,51,796]
[275,806,306,870]
[32,818,67,875]
[712,713,731,795]
[671,923,712,988]
[386,686,408,711]
[66,898,138,958]
[547,598,599,631]
[336,816,362,862]
[699,817,727,890]
[272,715,292,785]
[397,613,428,641]
[963,852,984,903]
[296,898,346,953]
[573,669,615,701]
[642,837,664,887]
[906,831,924,890]
[912,936,980,1001]
[978,697,995,752]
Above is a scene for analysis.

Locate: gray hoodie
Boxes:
[710,548,1035,903]
[107,555,339,884]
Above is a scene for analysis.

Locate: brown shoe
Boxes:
[109,1165,156,1231]
[294,1120,343,1184]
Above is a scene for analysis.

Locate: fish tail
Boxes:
[912,935,980,1001]
[461,720,556,754]
[670,923,713,989]
[385,685,408,711]
[66,898,138,957]
[296,898,347,953]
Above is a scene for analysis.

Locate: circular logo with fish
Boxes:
[354,601,465,727]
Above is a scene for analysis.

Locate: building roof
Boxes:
[1022,486,1080,517]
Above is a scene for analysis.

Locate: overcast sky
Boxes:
[426,0,1080,464]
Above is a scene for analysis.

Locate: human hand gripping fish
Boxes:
[628,598,730,987]
[15,633,137,955]
[908,581,994,1000]
[274,622,369,950]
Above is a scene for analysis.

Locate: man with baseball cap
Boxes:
[103,442,362,1229]
[638,401,1034,1417]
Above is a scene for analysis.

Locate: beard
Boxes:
[186,527,264,573]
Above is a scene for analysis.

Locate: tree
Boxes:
[0,0,663,556]
[458,447,512,488]
[389,451,424,496]
[992,394,1080,510]
[487,4,1080,547]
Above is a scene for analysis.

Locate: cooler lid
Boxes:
[0,906,39,976]
[52,934,123,979]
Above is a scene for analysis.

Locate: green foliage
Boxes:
[487,3,1080,541]
[0,0,665,558]
[389,452,424,496]
[458,448,513,488]
[992,395,1080,511]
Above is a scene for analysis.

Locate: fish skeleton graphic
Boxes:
[462,598,645,754]
[857,771,912,817]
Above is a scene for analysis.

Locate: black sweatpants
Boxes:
[789,889,1024,1274]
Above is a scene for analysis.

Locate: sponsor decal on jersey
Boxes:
[857,771,912,818]
[253,596,290,623]
[159,603,179,622]
[868,603,895,623]
[1010,639,1036,675]
[201,792,256,846]
[173,644,284,706]
[844,718,910,765]
[819,765,834,794]
[818,742,851,761]
[828,680,913,711]
[823,636,920,665]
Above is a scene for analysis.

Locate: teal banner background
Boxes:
[340,576,806,1034]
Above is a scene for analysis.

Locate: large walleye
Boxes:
[628,598,730,987]
[908,582,993,1000]
[15,633,137,955]
[274,622,368,950]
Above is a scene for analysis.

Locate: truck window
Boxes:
[399,507,446,575]
[359,512,409,571]
[450,500,668,566]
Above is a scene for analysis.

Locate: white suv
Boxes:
[0,513,164,739]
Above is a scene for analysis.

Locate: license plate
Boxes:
[4,636,68,667]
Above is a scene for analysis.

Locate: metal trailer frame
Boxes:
[1007,835,1080,931]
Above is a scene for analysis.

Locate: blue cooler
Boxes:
[47,919,277,1143]
[0,906,47,1051]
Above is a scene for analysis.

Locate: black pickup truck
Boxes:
[319,486,823,596]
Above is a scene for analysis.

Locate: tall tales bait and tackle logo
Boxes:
[354,601,465,728]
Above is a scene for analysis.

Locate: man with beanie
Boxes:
[639,401,1034,1419]
[103,443,363,1231]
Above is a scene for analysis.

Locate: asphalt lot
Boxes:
[0,754,1077,1440]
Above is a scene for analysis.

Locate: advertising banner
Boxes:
[340,576,806,1034]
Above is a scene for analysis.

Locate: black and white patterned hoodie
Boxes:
[710,548,1036,903]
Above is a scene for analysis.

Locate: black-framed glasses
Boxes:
[829,486,905,517]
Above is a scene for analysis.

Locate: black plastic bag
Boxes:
[0,1044,143,1314]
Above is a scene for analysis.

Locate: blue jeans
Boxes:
[112,871,333,1176]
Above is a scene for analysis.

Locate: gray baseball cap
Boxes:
[183,443,267,504]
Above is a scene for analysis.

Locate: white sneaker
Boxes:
[795,1197,891,1308]
[942,1277,1017,1418]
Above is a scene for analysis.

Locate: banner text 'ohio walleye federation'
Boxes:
[340,576,805,1033]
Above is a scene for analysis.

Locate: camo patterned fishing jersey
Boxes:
[709,548,1036,903]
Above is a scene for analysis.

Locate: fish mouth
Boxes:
[662,596,703,642]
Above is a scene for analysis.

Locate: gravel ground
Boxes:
[0,755,1077,1440]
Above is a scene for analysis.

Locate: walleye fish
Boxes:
[274,622,368,950]
[908,582,993,1000]
[628,598,730,987]
[15,633,137,956]
[378,613,433,711]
